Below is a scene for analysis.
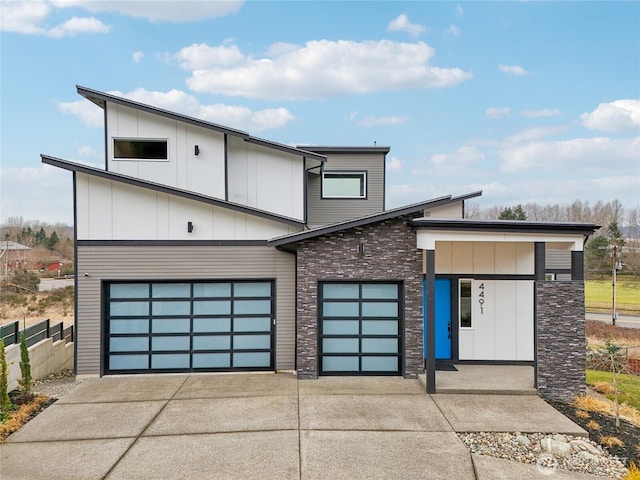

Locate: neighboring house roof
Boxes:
[408,218,599,236]
[41,155,306,227]
[76,85,327,162]
[0,241,31,251]
[267,191,483,247]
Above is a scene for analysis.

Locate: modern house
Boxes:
[43,86,598,400]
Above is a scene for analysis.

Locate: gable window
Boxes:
[322,172,366,199]
[114,139,168,160]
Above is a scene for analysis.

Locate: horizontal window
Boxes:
[114,139,167,160]
[322,172,366,198]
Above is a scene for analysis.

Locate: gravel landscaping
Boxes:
[458,431,628,479]
[32,369,80,398]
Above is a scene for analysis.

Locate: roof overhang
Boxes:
[410,218,600,251]
[42,155,305,227]
[268,191,483,248]
[76,86,326,163]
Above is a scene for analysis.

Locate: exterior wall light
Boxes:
[194,145,200,156]
[187,221,194,233]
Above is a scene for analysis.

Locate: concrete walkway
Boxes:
[0,374,598,480]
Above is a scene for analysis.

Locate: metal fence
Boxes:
[0,319,74,348]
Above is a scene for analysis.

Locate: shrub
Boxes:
[586,420,601,431]
[593,381,616,395]
[600,436,624,448]
[18,333,31,397]
[575,410,590,419]
[0,339,11,417]
[624,462,640,480]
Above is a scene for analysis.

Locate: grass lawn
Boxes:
[586,369,640,409]
[585,277,640,314]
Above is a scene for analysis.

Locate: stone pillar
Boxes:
[536,281,586,401]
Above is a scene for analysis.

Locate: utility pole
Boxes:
[612,244,617,326]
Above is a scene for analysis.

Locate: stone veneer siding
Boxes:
[536,281,586,401]
[296,215,423,379]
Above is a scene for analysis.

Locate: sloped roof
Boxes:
[267,191,482,246]
[41,155,305,227]
[0,241,31,251]
[76,85,327,162]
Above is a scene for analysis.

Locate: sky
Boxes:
[1,0,639,225]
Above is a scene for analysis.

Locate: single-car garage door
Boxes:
[105,280,274,374]
[319,282,402,375]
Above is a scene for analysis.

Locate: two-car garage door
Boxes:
[105,280,274,374]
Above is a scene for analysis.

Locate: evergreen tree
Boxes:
[18,333,32,396]
[499,205,527,220]
[47,230,59,250]
[0,339,10,415]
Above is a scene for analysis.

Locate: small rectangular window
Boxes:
[322,172,366,198]
[459,280,472,328]
[114,139,167,160]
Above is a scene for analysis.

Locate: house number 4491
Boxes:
[477,282,485,314]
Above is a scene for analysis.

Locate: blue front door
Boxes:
[423,278,452,360]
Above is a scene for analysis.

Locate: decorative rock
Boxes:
[577,451,599,463]
[553,434,568,443]
[457,432,627,479]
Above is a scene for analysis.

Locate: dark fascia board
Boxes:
[409,218,600,236]
[77,85,250,139]
[42,155,305,227]
[245,137,327,162]
[267,193,482,246]
[295,145,391,154]
[76,86,325,161]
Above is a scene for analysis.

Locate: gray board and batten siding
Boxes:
[76,245,295,375]
[304,147,389,227]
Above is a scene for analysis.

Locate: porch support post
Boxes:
[571,251,584,281]
[425,249,436,394]
[534,242,546,281]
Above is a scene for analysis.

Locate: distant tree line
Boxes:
[1,217,74,273]
[467,199,640,278]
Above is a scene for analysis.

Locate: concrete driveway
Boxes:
[0,374,597,480]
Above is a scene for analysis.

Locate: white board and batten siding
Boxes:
[106,103,226,200]
[226,136,305,222]
[458,280,534,361]
[435,241,534,361]
[435,241,535,275]
[75,173,299,241]
[76,246,296,375]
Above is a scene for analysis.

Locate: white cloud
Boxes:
[386,157,403,173]
[59,98,104,127]
[387,14,427,37]
[50,0,244,22]
[421,146,485,176]
[485,107,511,119]
[498,64,531,76]
[177,40,471,100]
[456,4,464,16]
[0,164,74,224]
[504,125,569,144]
[59,88,295,132]
[522,109,562,118]
[353,114,408,127]
[78,145,102,159]
[580,99,640,133]
[499,136,640,173]
[0,0,109,37]
[444,24,461,36]
[132,51,144,64]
